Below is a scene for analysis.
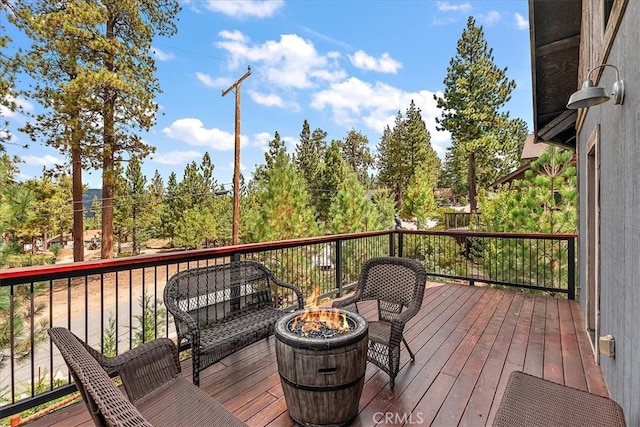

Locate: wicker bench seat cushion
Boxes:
[136,376,246,427]
[198,307,282,357]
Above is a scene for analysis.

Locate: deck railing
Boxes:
[0,229,575,420]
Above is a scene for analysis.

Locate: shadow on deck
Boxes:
[25,282,607,426]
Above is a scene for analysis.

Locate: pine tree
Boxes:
[435,16,525,212]
[9,0,180,259]
[147,170,164,238]
[377,101,440,214]
[341,129,373,186]
[161,172,180,246]
[295,120,326,205]
[404,164,438,229]
[317,140,347,224]
[120,157,150,255]
[246,146,318,242]
[0,4,17,146]
[329,169,381,234]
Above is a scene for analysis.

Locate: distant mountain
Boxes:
[83,189,102,217]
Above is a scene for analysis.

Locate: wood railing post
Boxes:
[568,237,576,300]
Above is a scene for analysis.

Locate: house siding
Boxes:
[578,2,640,425]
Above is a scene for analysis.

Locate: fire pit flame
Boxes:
[290,309,351,338]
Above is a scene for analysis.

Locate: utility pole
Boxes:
[222,66,251,246]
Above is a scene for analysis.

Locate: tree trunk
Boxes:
[72,143,84,262]
[468,151,477,212]
[101,17,116,259]
[101,144,114,259]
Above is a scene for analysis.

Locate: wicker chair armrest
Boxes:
[396,304,420,324]
[164,298,201,349]
[109,338,182,404]
[331,291,363,309]
[270,275,305,309]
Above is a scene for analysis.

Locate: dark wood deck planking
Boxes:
[22,282,609,427]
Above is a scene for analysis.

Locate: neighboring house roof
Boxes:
[521,134,550,161]
[529,0,581,148]
[491,134,551,188]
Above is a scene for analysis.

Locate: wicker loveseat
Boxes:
[163,260,304,386]
[48,327,246,427]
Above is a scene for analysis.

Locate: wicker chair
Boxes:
[332,256,427,390]
[493,371,626,426]
[49,327,246,427]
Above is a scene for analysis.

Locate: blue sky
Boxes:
[2,0,532,190]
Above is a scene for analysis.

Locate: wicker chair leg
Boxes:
[403,337,415,360]
[193,362,200,387]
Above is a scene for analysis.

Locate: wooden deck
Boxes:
[24,282,609,427]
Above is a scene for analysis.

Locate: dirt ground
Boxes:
[40,239,179,321]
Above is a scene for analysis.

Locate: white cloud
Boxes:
[252,132,272,148]
[478,11,501,26]
[349,50,402,74]
[248,90,282,108]
[196,72,231,88]
[437,1,472,13]
[151,150,202,165]
[248,90,301,111]
[216,32,342,89]
[20,154,65,166]
[151,46,174,61]
[514,13,529,30]
[310,77,451,157]
[201,0,284,18]
[162,118,248,150]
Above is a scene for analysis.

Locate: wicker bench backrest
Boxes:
[165,261,275,331]
[49,327,152,427]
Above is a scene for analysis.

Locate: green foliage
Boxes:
[295,120,327,202]
[477,146,577,234]
[377,100,440,213]
[435,17,527,211]
[116,156,152,254]
[329,169,382,234]
[403,163,439,228]
[102,315,118,357]
[0,283,48,370]
[246,137,319,242]
[174,207,217,249]
[371,189,397,230]
[133,292,165,346]
[476,146,577,291]
[316,140,347,224]
[341,129,373,185]
[9,0,180,259]
[49,243,62,257]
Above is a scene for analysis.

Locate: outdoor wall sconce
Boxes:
[566,64,625,109]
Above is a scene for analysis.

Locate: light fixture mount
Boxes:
[566,64,625,109]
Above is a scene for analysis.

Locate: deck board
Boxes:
[23,283,610,427]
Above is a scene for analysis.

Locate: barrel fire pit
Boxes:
[274,308,368,427]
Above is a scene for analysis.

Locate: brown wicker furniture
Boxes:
[332,256,427,390]
[493,370,626,427]
[163,260,304,386]
[48,327,246,427]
